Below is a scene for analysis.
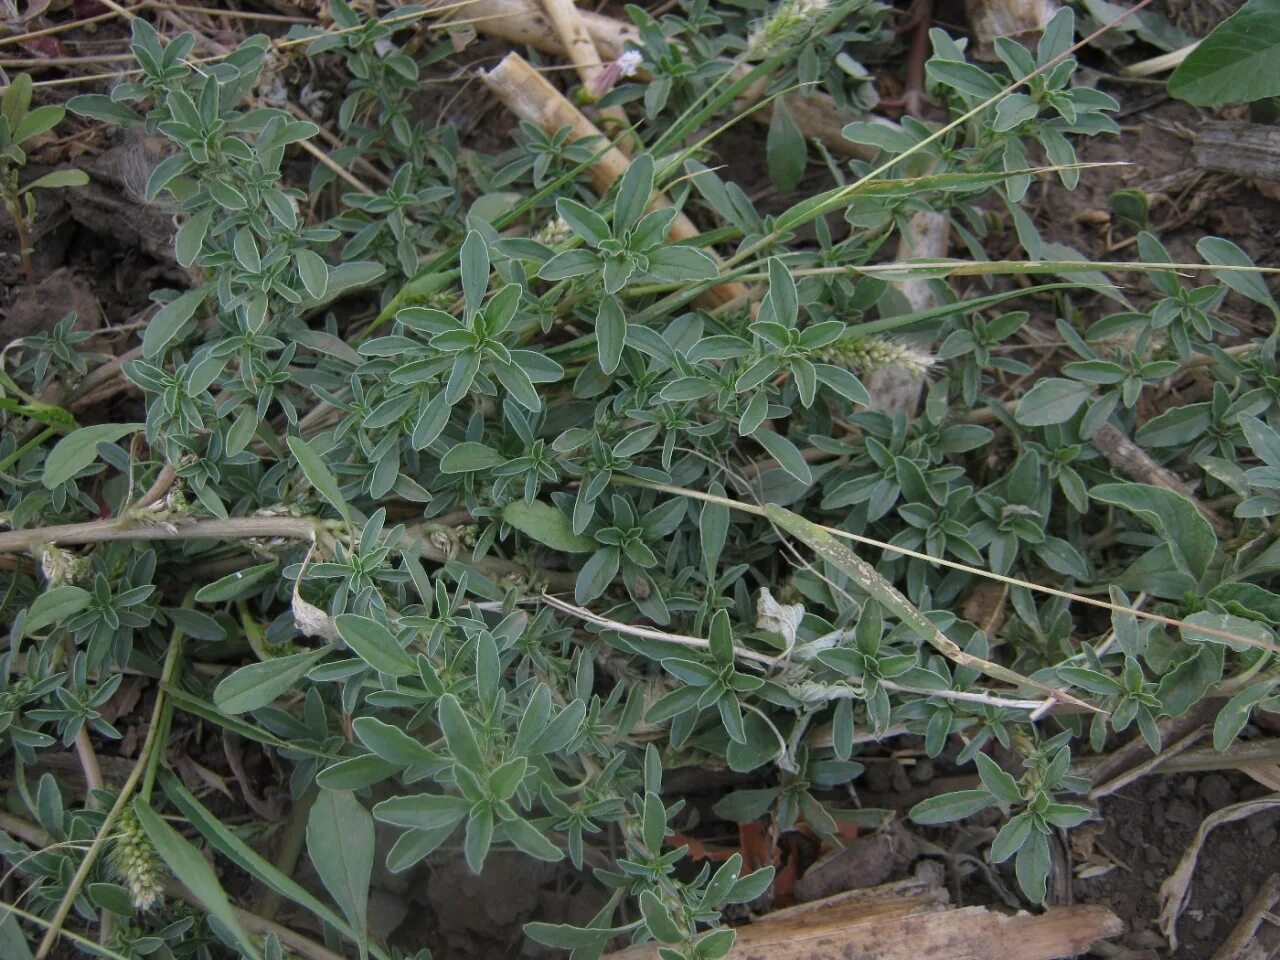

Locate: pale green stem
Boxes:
[34,625,185,960]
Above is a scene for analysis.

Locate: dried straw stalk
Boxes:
[536,0,630,134]
[479,52,748,308]
[437,0,888,160]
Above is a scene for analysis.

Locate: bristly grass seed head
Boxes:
[110,801,163,913]
[746,0,831,58]
[820,335,937,378]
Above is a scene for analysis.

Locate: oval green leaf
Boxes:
[42,422,143,489]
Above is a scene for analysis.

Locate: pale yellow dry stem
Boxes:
[95,0,144,30]
[0,53,138,67]
[536,0,631,138]
[480,53,627,193]
[150,2,313,23]
[0,4,146,50]
[1088,726,1207,801]
[429,0,638,66]
[479,52,748,308]
[296,137,375,196]
[293,110,392,186]
[532,4,603,87]
[432,0,888,161]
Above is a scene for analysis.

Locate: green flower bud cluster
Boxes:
[819,335,937,377]
[746,0,831,59]
[110,802,163,913]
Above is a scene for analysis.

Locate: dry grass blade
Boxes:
[1089,726,1208,801]
[616,479,1280,657]
[0,3,146,50]
[544,593,1052,713]
[6,0,488,91]
[537,0,631,134]
[1158,795,1280,950]
[479,51,747,308]
[762,503,1097,712]
[540,592,780,666]
[1211,872,1280,960]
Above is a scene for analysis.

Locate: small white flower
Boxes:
[589,49,644,98]
[617,49,643,78]
[535,215,572,246]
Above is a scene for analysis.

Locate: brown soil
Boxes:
[1075,774,1280,959]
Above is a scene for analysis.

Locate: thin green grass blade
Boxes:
[159,774,393,960]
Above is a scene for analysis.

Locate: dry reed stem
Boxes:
[1091,422,1232,538]
[1209,872,1280,960]
[296,137,375,196]
[539,0,602,82]
[0,4,146,50]
[433,0,888,161]
[479,52,748,308]
[536,0,631,135]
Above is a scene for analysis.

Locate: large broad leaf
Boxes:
[1091,483,1217,582]
[213,648,328,714]
[159,774,367,949]
[42,422,143,489]
[23,585,90,636]
[134,801,262,960]
[501,500,595,553]
[1169,0,1280,106]
[307,790,374,960]
[1014,378,1091,427]
[766,98,805,192]
[142,288,207,358]
[333,614,416,676]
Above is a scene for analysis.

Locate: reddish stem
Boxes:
[881,0,933,119]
